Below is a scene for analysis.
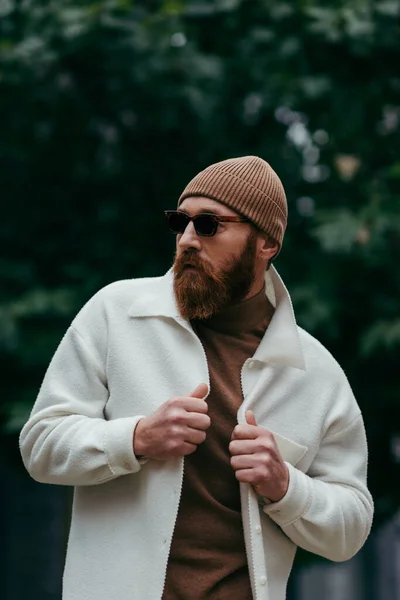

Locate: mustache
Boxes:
[174,250,227,288]
[175,251,209,274]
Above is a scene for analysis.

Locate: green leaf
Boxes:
[375,1,400,16]
[361,320,400,356]
[312,210,362,253]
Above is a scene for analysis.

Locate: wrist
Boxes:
[258,465,290,503]
[270,465,290,502]
[133,417,147,458]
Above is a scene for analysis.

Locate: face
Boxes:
[172,197,270,320]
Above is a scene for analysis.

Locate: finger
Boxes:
[181,398,209,414]
[186,412,211,431]
[185,427,207,445]
[229,439,258,456]
[245,410,258,427]
[181,442,198,456]
[231,423,259,440]
[234,468,254,484]
[188,383,209,399]
[230,454,255,470]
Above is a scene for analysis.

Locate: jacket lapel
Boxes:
[127,267,306,371]
[127,270,181,320]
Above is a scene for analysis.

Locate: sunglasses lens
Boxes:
[194,215,217,236]
[166,212,189,234]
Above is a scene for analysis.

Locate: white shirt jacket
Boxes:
[20,267,374,600]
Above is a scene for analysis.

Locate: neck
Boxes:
[242,270,267,302]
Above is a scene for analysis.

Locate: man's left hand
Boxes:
[229,410,289,502]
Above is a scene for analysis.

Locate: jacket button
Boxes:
[255,525,261,534]
[259,576,267,585]
[248,361,255,369]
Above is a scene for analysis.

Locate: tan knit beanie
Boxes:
[178,156,288,250]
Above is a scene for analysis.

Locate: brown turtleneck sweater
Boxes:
[162,287,274,600]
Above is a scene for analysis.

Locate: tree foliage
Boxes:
[1,0,399,524]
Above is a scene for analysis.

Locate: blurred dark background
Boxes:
[1,1,399,598]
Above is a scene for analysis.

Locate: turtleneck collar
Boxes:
[191,284,275,335]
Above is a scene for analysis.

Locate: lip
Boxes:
[183,266,199,272]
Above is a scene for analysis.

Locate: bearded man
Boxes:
[20,156,373,600]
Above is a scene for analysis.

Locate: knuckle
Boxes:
[265,435,275,448]
[260,450,272,464]
[265,436,276,450]
[169,410,186,425]
[260,462,270,475]
[258,439,272,453]
[166,438,179,452]
[169,424,182,439]
[168,397,182,408]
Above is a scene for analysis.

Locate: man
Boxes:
[20,156,373,600]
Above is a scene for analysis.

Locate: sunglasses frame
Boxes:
[164,210,250,237]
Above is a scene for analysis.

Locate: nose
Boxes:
[177,220,202,251]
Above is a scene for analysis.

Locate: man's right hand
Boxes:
[133,383,210,460]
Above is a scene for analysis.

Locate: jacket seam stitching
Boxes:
[102,427,116,477]
[281,483,313,527]
[71,325,107,379]
[323,413,362,443]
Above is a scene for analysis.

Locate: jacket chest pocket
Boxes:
[270,431,308,467]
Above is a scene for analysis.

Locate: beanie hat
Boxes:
[178,156,288,250]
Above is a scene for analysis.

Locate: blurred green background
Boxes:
[1,1,399,598]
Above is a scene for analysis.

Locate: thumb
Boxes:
[245,410,258,426]
[188,383,209,399]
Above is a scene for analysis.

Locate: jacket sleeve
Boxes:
[19,324,146,486]
[262,413,374,562]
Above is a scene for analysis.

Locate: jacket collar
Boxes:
[255,267,306,370]
[128,267,306,371]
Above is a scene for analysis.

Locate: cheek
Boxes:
[175,235,182,253]
[204,248,224,269]
[215,241,242,266]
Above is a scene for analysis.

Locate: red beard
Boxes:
[173,231,257,321]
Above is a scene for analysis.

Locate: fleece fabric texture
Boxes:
[19,266,374,600]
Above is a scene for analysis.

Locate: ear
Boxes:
[257,235,279,263]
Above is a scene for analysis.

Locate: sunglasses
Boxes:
[164,210,250,237]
